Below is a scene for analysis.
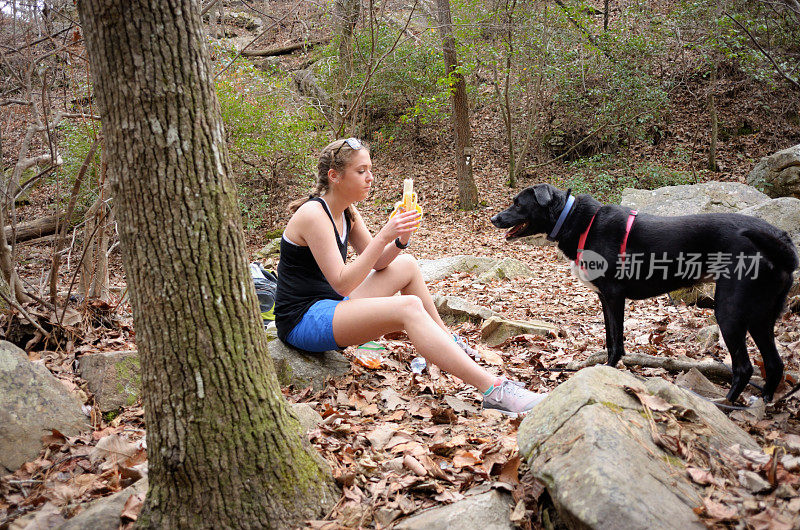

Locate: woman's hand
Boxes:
[377,209,420,244]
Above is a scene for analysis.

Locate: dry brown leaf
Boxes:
[90,434,140,465]
[702,498,738,520]
[403,455,427,476]
[478,347,504,366]
[499,454,521,485]
[452,450,481,468]
[120,492,145,522]
[686,467,717,486]
[625,386,673,412]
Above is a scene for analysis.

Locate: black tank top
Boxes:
[275,197,351,341]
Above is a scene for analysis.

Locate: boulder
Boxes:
[0,341,89,473]
[476,257,535,282]
[57,478,147,530]
[620,181,768,216]
[78,351,141,412]
[480,316,558,347]
[747,144,800,198]
[418,255,497,282]
[518,366,758,530]
[433,294,497,325]
[265,323,350,391]
[739,196,800,251]
[393,490,514,530]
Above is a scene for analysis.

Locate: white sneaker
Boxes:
[482,379,547,417]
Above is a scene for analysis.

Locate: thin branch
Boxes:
[214,1,301,79]
[553,0,615,63]
[724,12,800,92]
[0,289,50,338]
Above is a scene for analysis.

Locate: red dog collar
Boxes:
[575,210,638,269]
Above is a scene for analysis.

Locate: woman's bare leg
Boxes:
[349,254,451,333]
[332,295,495,392]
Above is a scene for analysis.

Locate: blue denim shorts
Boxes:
[286,298,347,352]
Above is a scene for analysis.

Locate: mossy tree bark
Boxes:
[76,1,338,527]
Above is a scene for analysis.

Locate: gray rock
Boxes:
[433,294,497,325]
[696,325,720,350]
[738,470,771,493]
[747,144,800,199]
[476,257,535,282]
[290,402,322,433]
[620,181,769,216]
[740,196,800,250]
[669,282,716,308]
[78,351,140,412]
[394,490,513,530]
[418,255,497,282]
[254,237,282,261]
[480,316,558,347]
[0,341,89,473]
[265,323,350,391]
[518,234,557,247]
[518,366,758,530]
[58,478,147,530]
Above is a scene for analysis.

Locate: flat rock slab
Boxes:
[433,294,497,324]
[480,316,558,347]
[0,341,88,473]
[78,350,141,412]
[393,490,514,530]
[620,181,768,216]
[266,323,350,391]
[518,365,758,530]
[418,255,497,282]
[57,478,147,530]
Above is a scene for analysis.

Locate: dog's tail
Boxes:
[742,228,799,273]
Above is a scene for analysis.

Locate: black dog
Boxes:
[491,184,798,403]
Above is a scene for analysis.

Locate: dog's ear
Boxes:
[533,185,553,206]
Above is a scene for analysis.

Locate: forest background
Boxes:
[1,0,800,528]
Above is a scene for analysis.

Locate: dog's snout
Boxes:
[490,214,501,227]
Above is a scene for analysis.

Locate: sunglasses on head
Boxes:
[332,137,363,158]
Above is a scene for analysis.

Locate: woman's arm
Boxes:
[349,207,417,270]
[293,202,418,296]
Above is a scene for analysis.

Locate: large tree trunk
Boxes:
[436,0,478,209]
[76,1,338,527]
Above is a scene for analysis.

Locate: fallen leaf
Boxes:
[702,498,737,520]
[120,492,145,521]
[403,455,427,476]
[686,467,717,486]
[452,450,481,468]
[499,454,521,485]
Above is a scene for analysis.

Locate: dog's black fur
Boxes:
[491,184,798,403]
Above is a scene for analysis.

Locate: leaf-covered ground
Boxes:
[2,174,799,528]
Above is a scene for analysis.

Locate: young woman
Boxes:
[275,138,546,417]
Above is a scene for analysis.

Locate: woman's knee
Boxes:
[396,294,426,319]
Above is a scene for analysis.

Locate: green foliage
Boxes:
[673,0,800,86]
[316,24,450,140]
[213,57,324,230]
[564,154,694,203]
[57,120,102,211]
